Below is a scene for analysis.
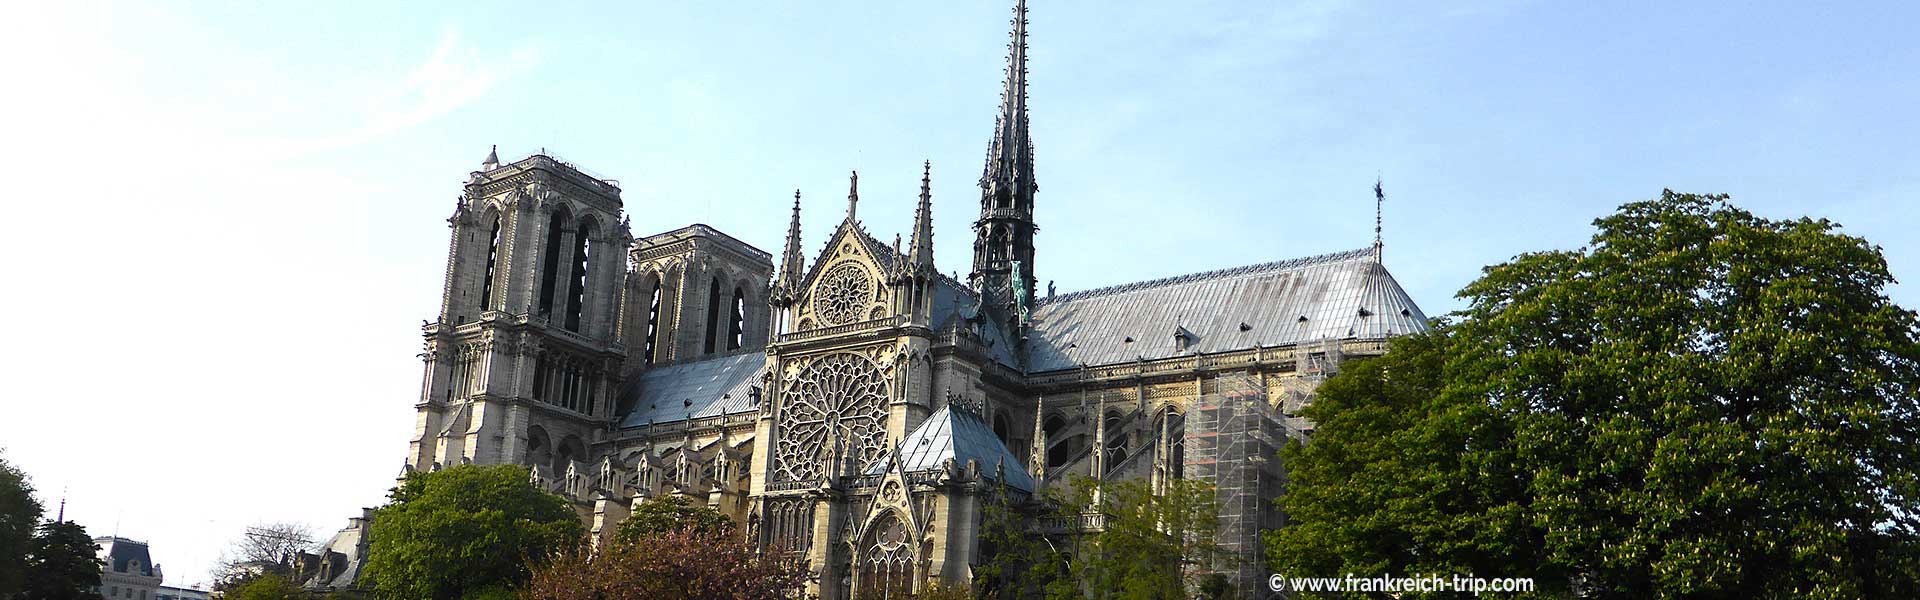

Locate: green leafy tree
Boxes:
[0,451,44,598]
[610,495,734,545]
[1052,476,1223,600]
[972,486,1067,600]
[1268,191,1920,599]
[22,520,103,600]
[223,574,303,600]
[361,465,582,600]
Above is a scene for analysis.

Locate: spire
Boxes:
[909,160,935,270]
[482,144,499,171]
[779,190,805,294]
[981,0,1035,196]
[846,170,860,222]
[1373,176,1385,263]
[971,0,1040,319]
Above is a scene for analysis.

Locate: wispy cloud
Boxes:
[294,27,542,156]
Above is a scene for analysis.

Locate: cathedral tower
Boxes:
[969,0,1039,332]
[407,151,633,478]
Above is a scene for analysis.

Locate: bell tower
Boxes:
[407,150,633,479]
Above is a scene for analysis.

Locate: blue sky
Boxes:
[1,1,1914,586]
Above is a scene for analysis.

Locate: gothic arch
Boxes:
[856,509,915,597]
[525,425,553,471]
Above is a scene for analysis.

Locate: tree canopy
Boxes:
[611,494,734,545]
[0,451,43,598]
[22,520,103,600]
[1268,191,1920,599]
[361,464,582,600]
[1052,476,1225,600]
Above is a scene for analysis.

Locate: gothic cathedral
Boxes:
[398,2,1428,597]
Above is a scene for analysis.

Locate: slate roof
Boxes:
[94,537,155,577]
[1027,248,1429,372]
[865,405,1035,491]
[618,352,766,428]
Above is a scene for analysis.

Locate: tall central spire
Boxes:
[972,0,1040,333]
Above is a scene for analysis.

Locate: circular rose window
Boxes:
[815,263,872,326]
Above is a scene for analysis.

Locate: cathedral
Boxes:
[392,1,1429,597]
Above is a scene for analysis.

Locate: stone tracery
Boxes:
[772,352,891,483]
[814,262,872,326]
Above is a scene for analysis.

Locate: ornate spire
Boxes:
[971,0,1040,317]
[482,144,499,171]
[846,170,860,222]
[779,190,805,296]
[909,160,935,270]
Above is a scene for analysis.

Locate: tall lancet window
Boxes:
[537,212,566,316]
[703,277,722,354]
[644,282,662,365]
[728,286,745,350]
[565,219,594,332]
[479,218,502,312]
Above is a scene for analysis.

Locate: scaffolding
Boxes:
[1185,370,1296,599]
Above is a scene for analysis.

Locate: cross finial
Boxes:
[1373,175,1385,262]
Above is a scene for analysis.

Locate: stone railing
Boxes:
[776,315,907,344]
[1035,511,1107,535]
[1025,339,1393,390]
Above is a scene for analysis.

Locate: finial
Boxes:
[1373,175,1385,263]
[481,144,500,170]
[846,170,860,221]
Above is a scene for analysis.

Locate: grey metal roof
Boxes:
[1027,248,1429,372]
[865,405,1035,491]
[618,352,766,428]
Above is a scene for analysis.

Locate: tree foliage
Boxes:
[223,574,304,600]
[0,451,43,598]
[361,465,582,600]
[1051,476,1224,600]
[1268,191,1920,599]
[22,520,103,600]
[523,527,809,600]
[610,495,734,545]
[971,487,1067,600]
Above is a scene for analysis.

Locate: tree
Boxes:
[610,495,734,545]
[972,486,1066,600]
[1051,476,1223,600]
[360,465,582,600]
[1268,191,1920,598]
[0,451,44,598]
[522,528,810,600]
[223,574,303,600]
[21,520,103,600]
[213,522,317,590]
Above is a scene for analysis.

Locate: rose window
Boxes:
[814,263,872,326]
[772,353,890,483]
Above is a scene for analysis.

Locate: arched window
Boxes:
[703,277,722,354]
[993,412,1011,445]
[728,286,746,350]
[565,218,594,332]
[479,217,501,312]
[644,281,663,365]
[537,212,566,316]
[859,512,915,597]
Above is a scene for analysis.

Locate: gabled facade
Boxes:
[387,2,1431,598]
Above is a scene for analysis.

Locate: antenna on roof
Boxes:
[1372,175,1385,263]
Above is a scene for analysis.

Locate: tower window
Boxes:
[728,286,745,350]
[644,281,662,365]
[479,218,501,312]
[537,212,565,316]
[565,219,593,332]
[703,277,722,354]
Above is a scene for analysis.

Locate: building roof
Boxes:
[1026,248,1429,372]
[618,352,766,428]
[94,536,156,577]
[865,405,1035,492]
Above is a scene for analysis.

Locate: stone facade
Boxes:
[396,2,1430,598]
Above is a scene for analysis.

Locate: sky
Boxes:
[1,0,1915,587]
